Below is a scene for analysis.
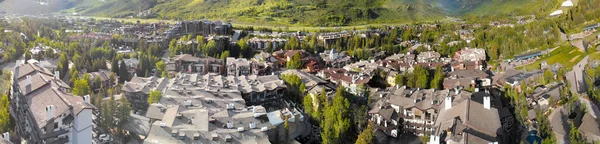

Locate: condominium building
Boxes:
[10,63,95,144]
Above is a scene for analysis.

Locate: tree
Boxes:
[322,87,351,144]
[569,123,584,143]
[430,66,444,89]
[408,65,430,88]
[303,95,314,116]
[284,117,290,144]
[220,51,230,60]
[156,61,166,78]
[355,122,374,144]
[286,53,303,69]
[111,58,119,74]
[0,94,10,132]
[394,74,405,86]
[24,48,31,61]
[69,67,79,85]
[119,60,130,83]
[58,53,69,78]
[148,90,162,104]
[93,76,101,89]
[72,79,91,96]
[544,69,554,83]
[116,95,132,127]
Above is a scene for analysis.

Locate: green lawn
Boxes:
[519,44,586,71]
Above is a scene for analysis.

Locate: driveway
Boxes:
[567,55,589,94]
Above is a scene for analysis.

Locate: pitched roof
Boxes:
[433,99,501,143]
[580,113,600,142]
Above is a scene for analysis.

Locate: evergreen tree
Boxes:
[355,122,374,144]
[394,74,405,86]
[430,66,444,89]
[0,94,10,132]
[119,60,130,83]
[286,53,303,69]
[156,61,166,78]
[58,53,69,78]
[148,90,162,104]
[111,58,119,74]
[116,95,132,127]
[73,78,91,96]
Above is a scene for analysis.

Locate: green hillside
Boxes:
[0,0,561,26]
[70,0,447,26]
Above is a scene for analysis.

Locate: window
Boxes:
[54,122,59,130]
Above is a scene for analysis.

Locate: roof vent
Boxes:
[226,103,235,110]
[227,121,234,129]
[171,130,178,137]
[261,126,269,132]
[249,121,256,129]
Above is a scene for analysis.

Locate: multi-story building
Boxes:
[166,54,225,74]
[417,51,442,63]
[247,37,287,51]
[429,90,502,144]
[443,69,490,89]
[369,87,473,137]
[318,68,371,96]
[166,20,232,38]
[453,48,486,62]
[121,76,169,111]
[122,58,139,76]
[226,57,252,76]
[85,69,115,90]
[141,73,306,144]
[320,49,353,68]
[10,63,95,144]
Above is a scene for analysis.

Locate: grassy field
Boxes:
[520,44,586,71]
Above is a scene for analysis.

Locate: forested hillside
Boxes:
[0,0,561,26]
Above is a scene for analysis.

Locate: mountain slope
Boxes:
[0,0,560,26]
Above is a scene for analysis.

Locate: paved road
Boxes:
[567,55,589,94]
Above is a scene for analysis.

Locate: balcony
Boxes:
[40,129,69,140]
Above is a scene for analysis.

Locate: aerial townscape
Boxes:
[1,0,600,144]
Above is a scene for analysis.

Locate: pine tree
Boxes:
[119,60,130,83]
[355,122,374,144]
[111,58,119,74]
[0,94,10,132]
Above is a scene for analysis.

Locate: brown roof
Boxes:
[173,54,201,62]
[320,68,371,85]
[22,74,94,128]
[447,69,488,78]
[434,99,501,143]
[16,63,53,80]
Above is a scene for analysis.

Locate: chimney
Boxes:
[484,96,491,110]
[1,132,9,142]
[45,105,55,121]
[249,121,256,129]
[83,95,90,104]
[24,75,32,95]
[227,121,234,129]
[445,96,452,110]
[54,71,60,80]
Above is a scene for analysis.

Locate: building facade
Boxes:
[10,63,95,144]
